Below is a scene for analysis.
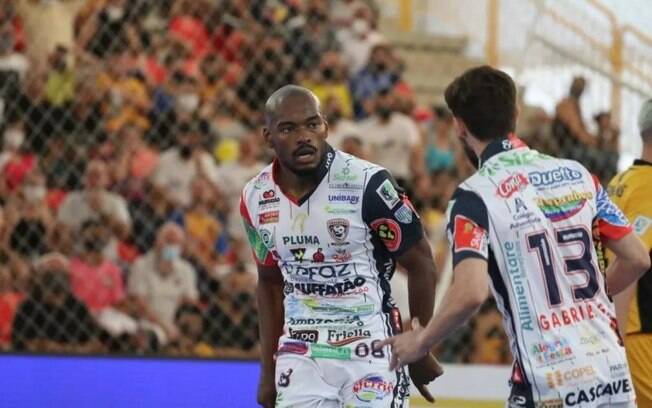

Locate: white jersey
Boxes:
[241,146,423,402]
[446,137,635,407]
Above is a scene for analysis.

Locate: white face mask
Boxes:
[161,244,181,262]
[106,6,125,21]
[177,93,200,113]
[4,129,24,150]
[23,185,46,202]
[351,18,369,36]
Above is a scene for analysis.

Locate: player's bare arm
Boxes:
[395,236,444,402]
[256,263,285,408]
[378,257,489,370]
[603,232,650,294]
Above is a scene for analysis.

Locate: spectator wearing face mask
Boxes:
[56,159,131,255]
[77,0,141,59]
[150,121,220,209]
[336,4,385,76]
[349,43,400,119]
[128,223,198,339]
[301,51,353,119]
[319,95,360,150]
[358,88,424,186]
[3,169,53,260]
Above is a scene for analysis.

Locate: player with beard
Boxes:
[240,85,442,407]
[377,66,650,408]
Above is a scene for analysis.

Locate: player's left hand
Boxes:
[376,317,430,370]
[409,353,443,403]
[375,318,443,402]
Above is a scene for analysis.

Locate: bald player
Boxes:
[240,85,442,407]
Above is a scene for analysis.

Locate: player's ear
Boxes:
[262,127,274,149]
[453,117,468,139]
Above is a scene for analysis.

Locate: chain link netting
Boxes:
[0,0,620,366]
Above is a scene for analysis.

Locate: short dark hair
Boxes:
[444,65,517,141]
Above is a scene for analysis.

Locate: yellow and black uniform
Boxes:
[607,159,652,407]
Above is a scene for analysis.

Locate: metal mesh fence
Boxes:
[0,0,625,366]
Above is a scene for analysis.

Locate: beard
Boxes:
[461,137,480,169]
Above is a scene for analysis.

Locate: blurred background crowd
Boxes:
[0,0,627,364]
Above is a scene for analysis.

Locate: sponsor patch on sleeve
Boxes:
[370,218,402,252]
[453,215,488,255]
[376,179,401,209]
[394,204,414,224]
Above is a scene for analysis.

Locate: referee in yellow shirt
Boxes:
[607,99,652,408]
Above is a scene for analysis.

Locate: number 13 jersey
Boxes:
[240,146,424,363]
[446,137,636,407]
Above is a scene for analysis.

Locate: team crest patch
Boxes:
[453,215,487,254]
[394,204,413,224]
[376,179,400,209]
[327,218,350,243]
[370,219,402,252]
[260,228,274,249]
[632,215,651,236]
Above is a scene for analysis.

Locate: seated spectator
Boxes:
[168,0,210,63]
[287,3,339,75]
[235,32,294,121]
[112,124,160,200]
[205,87,251,141]
[349,43,400,119]
[0,123,37,195]
[69,221,126,314]
[128,223,198,336]
[3,169,54,260]
[337,4,385,76]
[321,95,360,150]
[165,303,215,357]
[340,135,366,159]
[0,19,29,80]
[302,51,353,119]
[206,270,258,357]
[171,176,229,273]
[96,46,150,133]
[57,159,131,255]
[12,267,99,353]
[78,0,141,59]
[0,264,24,350]
[128,181,173,253]
[594,110,620,152]
[552,76,596,154]
[150,121,220,209]
[43,45,74,107]
[425,106,455,173]
[358,89,424,186]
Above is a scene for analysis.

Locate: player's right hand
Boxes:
[257,374,277,408]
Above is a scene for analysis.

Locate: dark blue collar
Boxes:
[479,136,528,166]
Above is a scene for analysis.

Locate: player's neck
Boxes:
[276,163,321,199]
[641,142,652,163]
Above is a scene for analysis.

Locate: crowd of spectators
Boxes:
[0,0,621,364]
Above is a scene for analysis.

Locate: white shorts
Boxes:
[275,354,410,407]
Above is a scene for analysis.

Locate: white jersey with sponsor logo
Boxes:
[446,138,635,407]
[240,146,421,389]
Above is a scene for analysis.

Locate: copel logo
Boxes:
[546,366,596,389]
[496,173,529,198]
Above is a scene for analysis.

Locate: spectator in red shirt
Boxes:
[69,220,126,313]
[0,123,36,195]
[0,264,24,350]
